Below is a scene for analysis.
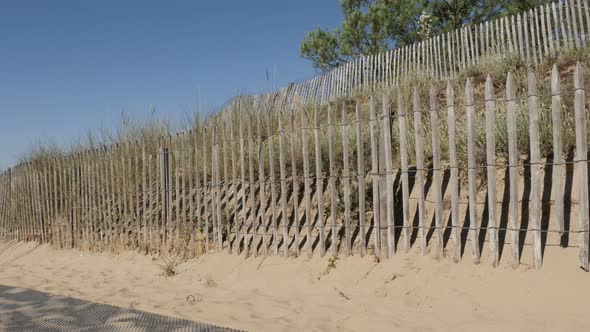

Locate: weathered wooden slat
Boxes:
[267,113,279,255]
[278,111,289,256]
[524,11,531,64]
[215,127,223,250]
[248,119,256,255]
[174,136,182,246]
[506,73,520,268]
[570,0,581,48]
[576,0,586,47]
[412,90,426,255]
[574,62,589,270]
[134,143,141,248]
[290,106,300,256]
[528,71,542,269]
[397,91,411,253]
[341,102,352,255]
[202,131,210,251]
[327,104,338,256]
[485,76,499,267]
[560,1,572,49]
[382,94,395,257]
[355,100,367,256]
[301,107,313,255]
[147,153,153,251]
[314,105,326,256]
[550,65,565,236]
[222,121,233,253]
[257,114,268,255]
[369,96,381,256]
[429,85,443,257]
[466,79,481,264]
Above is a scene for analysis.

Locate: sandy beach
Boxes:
[0,240,587,331]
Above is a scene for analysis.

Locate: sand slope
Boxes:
[0,240,588,331]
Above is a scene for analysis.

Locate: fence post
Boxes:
[528,71,542,269]
[413,90,426,255]
[485,76,499,267]
[551,65,565,236]
[356,100,367,256]
[314,105,326,256]
[574,62,589,270]
[506,73,520,268]
[369,96,381,257]
[327,104,338,256]
[289,105,299,253]
[397,91,411,253]
[341,102,352,255]
[382,94,395,257]
[429,85,443,257]
[466,79,481,264]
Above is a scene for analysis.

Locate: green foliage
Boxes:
[300,0,545,72]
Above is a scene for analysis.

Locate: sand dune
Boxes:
[0,240,588,331]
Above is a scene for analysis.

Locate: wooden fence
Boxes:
[1,62,589,270]
[252,0,590,107]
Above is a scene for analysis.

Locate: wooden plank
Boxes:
[202,131,210,251]
[341,102,352,255]
[95,151,103,248]
[369,96,381,256]
[552,2,561,51]
[134,143,141,248]
[533,8,541,64]
[550,65,565,235]
[222,124,230,252]
[570,0,580,48]
[355,100,367,256]
[584,0,590,43]
[485,76,499,267]
[327,104,338,256]
[157,142,164,248]
[289,107,300,256]
[412,90,426,255]
[506,73,520,268]
[382,94,395,257]
[187,131,195,251]
[238,117,246,254]
[576,0,586,47]
[267,112,279,255]
[193,130,201,253]
[574,62,589,270]
[314,105,326,256]
[397,91,411,253]
[528,71,542,269]
[257,114,268,255]
[174,136,181,247]
[248,119,256,255]
[301,106,313,255]
[110,148,118,248]
[147,153,154,251]
[546,4,555,55]
[215,127,223,249]
[180,134,188,247]
[466,78,481,264]
[279,111,290,256]
[229,118,238,253]
[524,12,531,64]
[429,85,443,257]
[517,14,525,57]
[561,1,572,50]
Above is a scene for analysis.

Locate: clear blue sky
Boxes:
[0,1,342,170]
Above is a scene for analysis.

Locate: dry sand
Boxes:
[0,240,588,331]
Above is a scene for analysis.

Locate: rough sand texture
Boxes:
[0,240,588,331]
